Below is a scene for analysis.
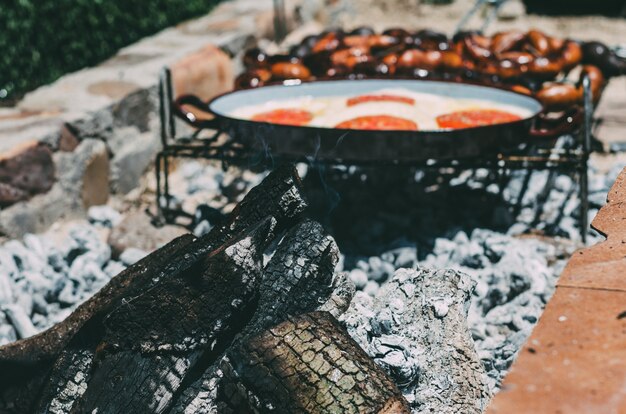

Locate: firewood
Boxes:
[221,311,410,414]
[169,219,351,413]
[67,217,275,414]
[342,268,492,413]
[0,165,308,414]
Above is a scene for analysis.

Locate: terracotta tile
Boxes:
[558,242,626,292]
[487,287,626,414]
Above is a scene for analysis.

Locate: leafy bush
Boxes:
[0,0,222,101]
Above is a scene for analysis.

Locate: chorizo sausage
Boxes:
[527,30,550,56]
[270,62,311,79]
[463,34,492,61]
[536,83,582,110]
[491,31,526,54]
[560,41,582,71]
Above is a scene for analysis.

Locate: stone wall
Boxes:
[0,0,301,238]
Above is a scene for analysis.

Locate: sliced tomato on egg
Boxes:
[346,94,416,107]
[335,115,418,131]
[251,108,313,126]
[436,109,522,129]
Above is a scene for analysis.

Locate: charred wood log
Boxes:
[0,165,307,413]
[203,164,307,249]
[68,217,275,414]
[221,311,410,413]
[168,219,353,413]
[0,164,306,367]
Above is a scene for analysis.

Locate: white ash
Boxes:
[341,268,491,413]
[0,216,126,345]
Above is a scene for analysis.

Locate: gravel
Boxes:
[0,207,126,345]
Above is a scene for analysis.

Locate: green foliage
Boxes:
[0,0,221,101]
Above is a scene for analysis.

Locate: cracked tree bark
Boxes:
[0,165,409,414]
[222,312,410,414]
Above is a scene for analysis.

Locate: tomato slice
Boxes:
[335,115,418,131]
[436,109,522,129]
[251,108,313,126]
[347,94,416,107]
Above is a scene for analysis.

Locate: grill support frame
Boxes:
[154,67,592,241]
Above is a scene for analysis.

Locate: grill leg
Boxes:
[579,165,588,243]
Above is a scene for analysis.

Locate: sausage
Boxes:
[312,32,342,53]
[560,41,582,71]
[491,31,526,54]
[243,48,269,68]
[270,62,311,79]
[342,35,370,48]
[528,56,563,79]
[413,29,449,50]
[511,85,533,95]
[581,41,626,77]
[536,83,582,110]
[440,51,464,70]
[527,30,550,56]
[235,68,272,89]
[463,35,492,61]
[369,35,399,50]
[382,28,413,44]
[499,51,534,65]
[548,37,565,54]
[330,46,370,68]
[496,59,525,79]
[382,52,399,68]
[396,49,442,70]
[579,64,604,101]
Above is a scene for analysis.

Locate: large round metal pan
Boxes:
[175,79,567,163]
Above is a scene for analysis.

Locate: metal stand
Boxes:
[154,67,593,240]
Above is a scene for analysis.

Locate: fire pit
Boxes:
[1,6,625,413]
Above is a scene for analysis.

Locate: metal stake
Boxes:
[273,0,288,44]
[579,73,593,243]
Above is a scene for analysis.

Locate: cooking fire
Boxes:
[1,1,625,413]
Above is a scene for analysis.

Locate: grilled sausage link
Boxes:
[536,83,582,110]
[270,62,311,80]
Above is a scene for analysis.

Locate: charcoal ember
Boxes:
[70,217,275,414]
[222,311,410,414]
[341,268,491,413]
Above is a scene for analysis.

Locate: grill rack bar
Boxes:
[154,67,593,242]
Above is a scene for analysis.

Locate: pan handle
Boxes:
[172,94,219,129]
[529,107,584,139]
